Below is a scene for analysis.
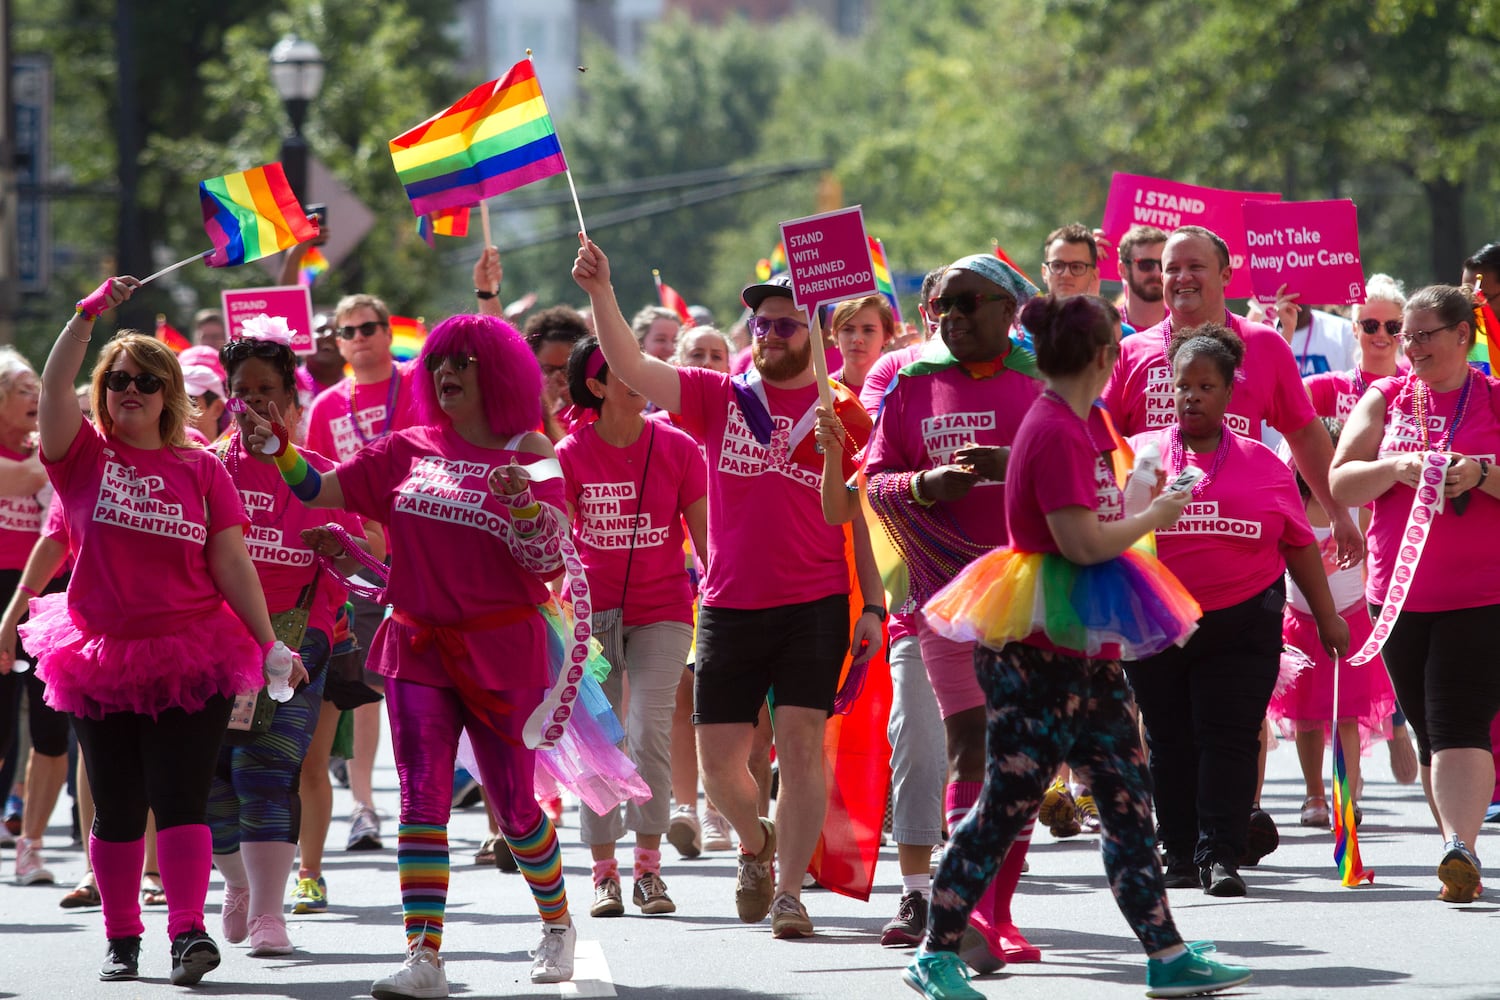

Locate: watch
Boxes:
[474,288,497,300]
[862,603,888,623]
[1478,457,1491,489]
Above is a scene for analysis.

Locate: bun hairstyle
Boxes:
[1018,294,1118,377]
[566,337,609,412]
[1407,283,1477,348]
[1168,322,1245,386]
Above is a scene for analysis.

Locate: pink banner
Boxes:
[221,285,315,355]
[1242,199,1365,306]
[1099,172,1280,299]
[779,206,879,314]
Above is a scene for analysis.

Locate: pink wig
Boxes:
[415,314,543,436]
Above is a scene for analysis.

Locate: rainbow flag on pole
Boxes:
[299,246,329,287]
[1468,297,1498,374]
[417,206,472,248]
[390,59,568,217]
[389,316,428,362]
[199,163,319,267]
[868,236,902,325]
[1330,655,1374,886]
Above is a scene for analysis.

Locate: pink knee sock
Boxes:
[634,847,662,878]
[156,824,213,938]
[90,834,146,940]
[979,817,1040,962]
[241,841,298,920]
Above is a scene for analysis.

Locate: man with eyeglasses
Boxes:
[1118,224,1168,331]
[1040,224,1099,299]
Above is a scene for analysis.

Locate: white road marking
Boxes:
[558,939,616,997]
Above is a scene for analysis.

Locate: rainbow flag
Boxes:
[199,163,319,268]
[653,270,693,326]
[390,59,568,217]
[389,315,428,361]
[755,241,788,282]
[868,236,902,325]
[1468,297,1498,374]
[300,246,329,287]
[417,206,472,248]
[1332,721,1374,886]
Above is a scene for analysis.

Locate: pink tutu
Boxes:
[21,593,262,720]
[1270,603,1396,751]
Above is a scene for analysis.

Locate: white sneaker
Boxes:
[371,946,447,1000]
[667,805,702,859]
[702,808,733,852]
[530,921,575,984]
[347,804,383,851]
[15,837,53,885]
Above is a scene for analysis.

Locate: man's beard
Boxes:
[752,337,813,381]
[1127,275,1163,303]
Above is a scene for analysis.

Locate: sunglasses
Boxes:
[221,339,288,364]
[748,315,807,340]
[1358,319,1403,337]
[337,320,386,340]
[424,353,479,373]
[927,292,1013,317]
[1127,258,1162,273]
[104,370,164,394]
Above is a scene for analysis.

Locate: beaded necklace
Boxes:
[348,364,400,445]
[1167,424,1232,500]
[1349,368,1367,396]
[1411,368,1474,453]
[221,434,291,527]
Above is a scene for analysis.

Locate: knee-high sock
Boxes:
[945,782,997,924]
[508,814,568,922]
[987,817,1034,926]
[156,824,213,938]
[398,824,448,952]
[91,835,146,940]
[242,841,298,920]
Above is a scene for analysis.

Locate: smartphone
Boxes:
[305,203,328,245]
[1165,467,1205,493]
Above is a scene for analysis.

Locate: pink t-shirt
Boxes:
[1104,311,1317,439]
[1128,427,1314,612]
[730,346,755,376]
[674,366,848,610]
[859,345,924,419]
[1304,368,1406,424]
[0,443,44,571]
[1366,373,1500,611]
[336,424,565,688]
[305,362,422,463]
[865,365,1041,548]
[40,492,73,574]
[44,422,247,638]
[557,420,706,626]
[217,436,362,642]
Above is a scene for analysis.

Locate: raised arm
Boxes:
[41,277,138,461]
[245,401,347,509]
[474,247,503,318]
[571,236,681,413]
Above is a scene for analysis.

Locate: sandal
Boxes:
[1299,796,1330,828]
[141,872,167,906]
[60,873,101,909]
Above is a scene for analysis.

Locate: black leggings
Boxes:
[0,569,71,760]
[1373,603,1500,767]
[72,695,232,841]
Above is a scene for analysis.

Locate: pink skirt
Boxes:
[20,593,262,720]
[1270,603,1396,750]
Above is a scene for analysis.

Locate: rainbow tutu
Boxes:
[923,548,1201,660]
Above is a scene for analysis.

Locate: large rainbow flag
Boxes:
[389,316,428,361]
[868,236,902,324]
[199,163,319,268]
[390,59,568,217]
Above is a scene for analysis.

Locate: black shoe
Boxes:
[169,928,221,986]
[1240,805,1279,867]
[1201,862,1247,897]
[99,936,141,981]
[493,836,519,873]
[1162,854,1200,889]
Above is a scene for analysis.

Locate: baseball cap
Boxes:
[740,273,795,313]
[181,364,226,400]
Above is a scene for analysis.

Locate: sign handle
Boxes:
[807,306,835,412]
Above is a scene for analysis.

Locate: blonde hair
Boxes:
[90,333,193,448]
[671,325,733,367]
[0,348,37,409]
[829,294,895,341]
[1359,274,1407,313]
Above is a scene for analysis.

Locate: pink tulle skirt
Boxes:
[21,593,262,720]
[1269,603,1396,751]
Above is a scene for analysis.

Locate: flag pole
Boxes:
[139,250,210,287]
[480,201,494,252]
[524,48,589,240]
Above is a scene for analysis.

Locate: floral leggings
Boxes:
[927,642,1182,956]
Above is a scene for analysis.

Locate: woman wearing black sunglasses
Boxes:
[1304,274,1407,424]
[21,278,305,986]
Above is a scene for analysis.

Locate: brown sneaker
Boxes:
[590,876,624,918]
[632,870,677,915]
[770,892,813,938]
[734,817,776,923]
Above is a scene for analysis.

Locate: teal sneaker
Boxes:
[903,949,985,1000]
[1145,946,1251,998]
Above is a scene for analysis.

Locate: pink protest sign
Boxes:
[1242,199,1365,306]
[221,285,315,355]
[1099,172,1280,298]
[779,206,878,314]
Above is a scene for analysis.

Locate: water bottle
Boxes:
[264,640,296,703]
[1122,439,1162,517]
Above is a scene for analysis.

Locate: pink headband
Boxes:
[585,347,607,382]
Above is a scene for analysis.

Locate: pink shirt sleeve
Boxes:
[678,437,708,510]
[1304,373,1337,418]
[1258,325,1319,434]
[674,366,727,439]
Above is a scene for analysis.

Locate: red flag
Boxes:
[992,241,1034,284]
[653,269,694,327]
[155,315,190,353]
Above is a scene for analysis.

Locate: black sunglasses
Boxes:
[337,320,386,340]
[221,339,288,365]
[104,370,164,394]
[1358,319,1403,337]
[424,354,479,373]
[927,292,1013,317]
[1128,258,1162,273]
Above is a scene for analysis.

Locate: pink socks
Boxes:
[633,847,662,878]
[90,834,146,939]
[944,782,1041,963]
[241,841,298,922]
[156,824,213,938]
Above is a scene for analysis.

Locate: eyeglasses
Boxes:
[927,292,1012,317]
[1358,319,1404,337]
[1397,322,1458,346]
[337,321,386,340]
[104,371,164,394]
[747,315,808,340]
[1043,260,1094,277]
[221,339,288,364]
[1126,258,1162,273]
[424,354,479,373]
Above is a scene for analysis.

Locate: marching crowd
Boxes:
[0,219,1497,1000]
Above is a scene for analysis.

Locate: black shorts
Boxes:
[349,591,387,692]
[692,593,849,725]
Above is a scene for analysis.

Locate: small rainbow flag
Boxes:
[755,241,788,282]
[300,246,329,288]
[389,316,428,362]
[1332,724,1374,886]
[390,59,567,217]
[417,206,472,248]
[868,236,902,325]
[199,163,319,268]
[155,314,189,353]
[1468,296,1498,374]
[653,270,693,327]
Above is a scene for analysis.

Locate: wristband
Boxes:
[909,471,935,507]
[1479,458,1491,489]
[474,288,497,300]
[75,278,115,320]
[16,584,39,599]
[272,440,323,502]
[861,603,888,623]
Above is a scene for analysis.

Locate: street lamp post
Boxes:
[268,34,325,207]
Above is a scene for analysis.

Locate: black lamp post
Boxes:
[268,34,325,206]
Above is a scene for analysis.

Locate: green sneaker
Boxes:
[903,949,984,1000]
[1145,946,1251,998]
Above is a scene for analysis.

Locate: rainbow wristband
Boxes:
[272,441,322,503]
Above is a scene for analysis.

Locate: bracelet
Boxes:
[474,288,497,300]
[909,471,935,507]
[16,584,39,599]
[1479,458,1491,489]
[861,603,888,623]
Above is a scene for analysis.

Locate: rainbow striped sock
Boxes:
[509,815,568,922]
[397,823,448,951]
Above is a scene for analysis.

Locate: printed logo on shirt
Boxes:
[327,406,390,461]
[1145,358,1251,436]
[717,410,820,490]
[1336,388,1360,422]
[1297,356,1332,377]
[920,411,997,466]
[1379,411,1445,455]
[0,494,42,534]
[393,456,511,537]
[245,524,315,567]
[1155,500,1262,539]
[577,481,671,549]
[93,456,206,543]
[1094,456,1124,523]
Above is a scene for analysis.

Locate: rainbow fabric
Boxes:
[868,236,903,324]
[653,270,693,326]
[299,246,329,287]
[755,241,789,281]
[389,316,428,361]
[418,206,472,248]
[1332,727,1374,885]
[1468,298,1498,374]
[199,163,319,267]
[390,59,567,217]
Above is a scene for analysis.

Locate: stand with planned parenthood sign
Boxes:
[779,206,880,411]
[1242,199,1365,307]
[221,285,316,354]
[1099,172,1279,299]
